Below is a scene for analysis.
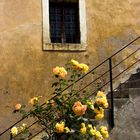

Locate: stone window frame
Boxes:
[42,0,87,51]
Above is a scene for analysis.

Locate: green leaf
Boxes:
[77,74,81,77]
[52,82,59,87]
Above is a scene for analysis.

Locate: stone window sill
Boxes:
[43,43,87,51]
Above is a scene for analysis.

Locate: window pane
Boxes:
[49,3,62,43]
[64,3,80,43]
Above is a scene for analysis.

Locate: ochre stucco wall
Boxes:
[0,0,140,135]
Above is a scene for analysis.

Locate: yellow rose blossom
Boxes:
[53,66,60,75]
[100,126,107,131]
[95,131,102,139]
[94,107,104,120]
[81,123,86,128]
[29,97,38,105]
[100,130,109,138]
[59,67,67,78]
[89,128,96,136]
[15,103,21,111]
[29,96,42,105]
[96,91,106,97]
[71,59,79,66]
[50,99,55,106]
[11,126,18,136]
[94,107,104,114]
[104,102,109,108]
[86,100,92,106]
[95,113,104,120]
[53,66,67,78]
[20,123,27,132]
[55,122,65,133]
[70,60,89,73]
[102,133,109,138]
[64,127,70,133]
[86,100,94,110]
[45,100,49,104]
[88,124,93,129]
[90,105,94,110]
[95,96,108,108]
[79,63,89,73]
[97,138,104,140]
[72,101,87,116]
[80,127,86,135]
[100,126,109,138]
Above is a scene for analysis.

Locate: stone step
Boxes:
[105,98,128,130]
[128,72,140,81]
[129,88,140,100]
[118,79,140,89]
[108,88,140,99]
[104,98,129,126]
[107,89,129,99]
[107,98,129,110]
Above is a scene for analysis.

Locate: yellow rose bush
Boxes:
[12,60,109,140]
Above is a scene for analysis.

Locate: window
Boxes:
[42,0,87,51]
[49,2,80,43]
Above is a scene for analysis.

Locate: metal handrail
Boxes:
[0,36,140,139]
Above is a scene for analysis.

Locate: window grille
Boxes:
[49,1,80,43]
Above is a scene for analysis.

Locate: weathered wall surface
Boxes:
[0,0,140,134]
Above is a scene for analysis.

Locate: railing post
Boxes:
[10,133,12,140]
[109,58,114,128]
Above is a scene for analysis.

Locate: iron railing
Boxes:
[0,36,140,140]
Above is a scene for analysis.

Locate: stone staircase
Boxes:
[107,68,140,140]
